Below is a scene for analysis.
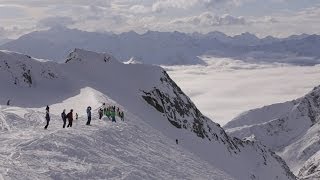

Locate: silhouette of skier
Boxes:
[6,100,10,106]
[67,109,74,127]
[120,111,124,121]
[61,109,67,128]
[111,108,116,122]
[86,106,92,125]
[44,108,50,129]
[98,108,103,120]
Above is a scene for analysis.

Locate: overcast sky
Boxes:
[0,0,319,39]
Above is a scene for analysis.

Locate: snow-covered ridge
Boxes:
[0,49,296,179]
[1,27,319,65]
[224,85,320,179]
[0,50,58,88]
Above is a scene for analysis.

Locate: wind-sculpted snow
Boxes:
[0,49,296,179]
[225,85,320,179]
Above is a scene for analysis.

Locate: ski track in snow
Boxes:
[0,105,233,180]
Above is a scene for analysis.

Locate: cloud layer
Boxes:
[165,57,320,125]
[172,12,246,26]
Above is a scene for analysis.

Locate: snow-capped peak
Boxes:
[65,48,118,64]
[124,57,143,64]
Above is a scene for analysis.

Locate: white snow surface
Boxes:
[0,49,295,179]
[0,94,233,180]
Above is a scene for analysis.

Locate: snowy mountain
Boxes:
[224,85,320,179]
[0,27,205,65]
[0,49,296,179]
[1,27,319,66]
[0,38,12,46]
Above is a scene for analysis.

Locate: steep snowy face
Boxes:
[224,85,320,178]
[300,86,320,124]
[0,50,71,108]
[225,86,320,149]
[141,71,239,152]
[0,50,58,87]
[141,70,295,180]
[0,49,296,180]
[298,149,320,179]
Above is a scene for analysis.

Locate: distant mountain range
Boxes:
[1,27,319,65]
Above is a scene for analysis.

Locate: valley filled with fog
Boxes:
[165,57,320,125]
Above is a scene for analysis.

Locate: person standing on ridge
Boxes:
[67,109,74,128]
[120,111,124,121]
[104,106,107,116]
[6,99,10,106]
[111,108,116,122]
[46,105,49,112]
[106,107,111,120]
[61,109,67,128]
[98,108,103,120]
[86,106,92,125]
[101,103,106,114]
[44,108,50,129]
[76,113,78,120]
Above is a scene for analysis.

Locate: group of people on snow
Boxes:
[98,103,125,122]
[61,109,74,128]
[44,103,125,129]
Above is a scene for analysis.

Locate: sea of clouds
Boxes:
[164,56,320,125]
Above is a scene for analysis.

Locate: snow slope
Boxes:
[0,91,234,180]
[1,27,319,65]
[0,49,296,179]
[224,85,320,179]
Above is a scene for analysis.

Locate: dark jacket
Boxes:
[45,112,50,121]
[87,107,92,117]
[61,112,67,120]
[67,112,73,120]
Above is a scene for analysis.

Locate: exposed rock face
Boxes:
[142,71,239,152]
